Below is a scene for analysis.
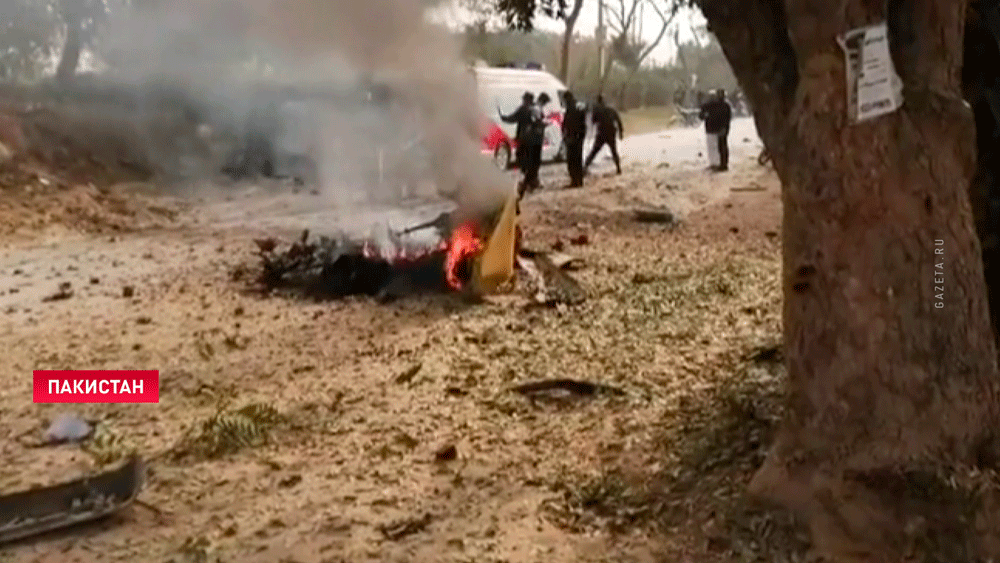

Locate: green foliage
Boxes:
[82,420,138,468]
[493,0,570,30]
[173,402,286,460]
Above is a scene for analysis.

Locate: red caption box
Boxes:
[33,370,160,403]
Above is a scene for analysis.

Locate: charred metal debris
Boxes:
[247,229,455,302]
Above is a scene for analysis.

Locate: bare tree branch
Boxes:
[607,2,625,33]
[636,1,674,63]
[672,26,688,73]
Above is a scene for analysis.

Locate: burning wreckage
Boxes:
[248,197,585,305]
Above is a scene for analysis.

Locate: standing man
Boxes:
[699,89,733,172]
[561,91,587,187]
[499,92,546,195]
[584,95,623,175]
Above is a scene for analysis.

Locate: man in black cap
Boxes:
[699,89,733,171]
[584,94,623,175]
[500,91,546,195]
[561,91,587,187]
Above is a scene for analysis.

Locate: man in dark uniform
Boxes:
[499,91,546,195]
[699,89,733,171]
[584,95,623,175]
[561,91,587,187]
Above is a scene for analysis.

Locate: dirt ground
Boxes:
[0,148,787,563]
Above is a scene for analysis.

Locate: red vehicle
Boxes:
[471,65,569,169]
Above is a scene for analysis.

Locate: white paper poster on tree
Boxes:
[838,23,904,122]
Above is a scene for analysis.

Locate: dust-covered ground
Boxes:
[0,133,791,563]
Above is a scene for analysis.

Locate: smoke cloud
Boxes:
[90,0,514,216]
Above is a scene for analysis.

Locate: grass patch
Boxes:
[621,105,679,137]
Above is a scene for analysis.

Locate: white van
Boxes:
[470,65,569,169]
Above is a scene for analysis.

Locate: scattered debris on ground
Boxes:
[0,455,145,546]
[1,152,786,562]
[730,184,766,192]
[512,379,626,398]
[378,513,434,541]
[632,207,676,225]
[41,281,73,302]
[249,228,588,305]
[516,252,587,305]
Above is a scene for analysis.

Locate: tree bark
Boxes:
[559,0,584,84]
[698,0,1000,558]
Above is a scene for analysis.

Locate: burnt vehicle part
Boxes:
[255,230,468,301]
[0,455,145,545]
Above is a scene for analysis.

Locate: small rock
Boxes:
[136,316,152,325]
[730,227,739,233]
[551,239,565,251]
[234,306,244,316]
[90,277,100,284]
[570,234,588,245]
[42,282,73,302]
[633,208,675,225]
[632,273,657,284]
[395,363,422,384]
[434,444,457,462]
[44,413,92,444]
[122,286,135,298]
[278,474,302,488]
[765,231,778,238]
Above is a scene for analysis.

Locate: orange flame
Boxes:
[445,219,484,291]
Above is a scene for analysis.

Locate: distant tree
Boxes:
[0,0,111,83]
[604,0,675,104]
[477,0,584,84]
[0,1,60,81]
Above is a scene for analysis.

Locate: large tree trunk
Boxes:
[698,0,1000,559]
[559,0,585,84]
[56,16,82,83]
[617,66,638,108]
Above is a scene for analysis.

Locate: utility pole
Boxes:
[596,0,605,88]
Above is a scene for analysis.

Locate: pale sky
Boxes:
[428,1,707,66]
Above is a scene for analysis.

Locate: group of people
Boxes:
[499,86,735,195]
[499,91,624,196]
